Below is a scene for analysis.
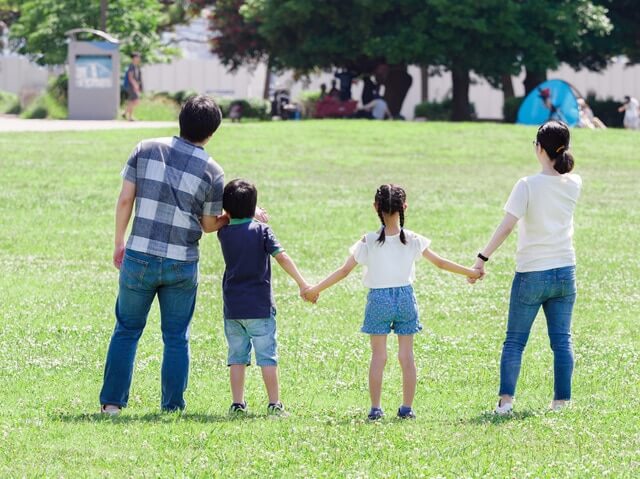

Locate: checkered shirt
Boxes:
[121,136,224,261]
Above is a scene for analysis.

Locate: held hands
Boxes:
[300,285,320,304]
[467,257,486,284]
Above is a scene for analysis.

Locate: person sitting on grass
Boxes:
[218,179,311,417]
[99,95,229,415]
[303,184,482,421]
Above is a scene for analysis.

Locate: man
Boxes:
[100,95,228,415]
[618,96,640,130]
[123,52,143,121]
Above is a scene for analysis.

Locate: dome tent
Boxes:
[517,79,580,127]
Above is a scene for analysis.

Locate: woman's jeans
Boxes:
[499,266,576,400]
[99,250,198,411]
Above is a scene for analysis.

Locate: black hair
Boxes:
[131,52,141,59]
[536,120,575,174]
[179,95,222,143]
[374,184,407,245]
[223,179,257,219]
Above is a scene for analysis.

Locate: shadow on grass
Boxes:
[465,410,539,425]
[52,412,264,424]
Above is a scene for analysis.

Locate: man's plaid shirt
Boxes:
[121,136,224,261]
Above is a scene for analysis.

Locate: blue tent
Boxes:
[517,79,580,127]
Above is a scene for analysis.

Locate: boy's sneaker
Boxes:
[367,407,385,421]
[100,404,121,416]
[229,402,248,416]
[494,399,513,415]
[397,405,416,419]
[267,401,289,417]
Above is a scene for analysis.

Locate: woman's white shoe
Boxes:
[494,400,513,415]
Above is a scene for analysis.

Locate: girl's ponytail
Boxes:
[554,150,575,174]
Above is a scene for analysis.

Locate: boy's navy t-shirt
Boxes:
[217,218,284,319]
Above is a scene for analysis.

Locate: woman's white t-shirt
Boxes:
[504,173,582,273]
[349,229,431,288]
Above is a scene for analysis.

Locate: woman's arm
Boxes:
[471,212,519,275]
[422,248,482,279]
[303,255,358,302]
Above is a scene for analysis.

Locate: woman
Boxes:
[472,121,582,414]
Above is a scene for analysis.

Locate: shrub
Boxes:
[298,91,322,118]
[585,93,623,128]
[503,96,524,123]
[216,98,270,120]
[414,97,476,121]
[0,91,20,114]
[20,92,67,119]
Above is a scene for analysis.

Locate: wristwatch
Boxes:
[477,253,489,262]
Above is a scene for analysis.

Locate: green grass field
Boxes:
[0,121,638,478]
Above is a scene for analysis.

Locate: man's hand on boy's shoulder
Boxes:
[113,244,125,270]
[254,206,269,223]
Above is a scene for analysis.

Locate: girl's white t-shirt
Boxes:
[504,173,582,273]
[349,229,431,288]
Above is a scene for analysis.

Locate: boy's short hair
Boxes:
[131,52,141,59]
[179,95,222,143]
[223,179,257,219]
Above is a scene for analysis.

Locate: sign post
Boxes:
[66,29,120,120]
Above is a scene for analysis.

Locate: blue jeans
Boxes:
[99,249,198,411]
[500,266,576,400]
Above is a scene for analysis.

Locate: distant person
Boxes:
[328,80,340,99]
[229,101,243,123]
[334,69,356,102]
[618,96,640,130]
[218,179,311,417]
[100,96,228,415]
[303,184,481,420]
[538,87,565,122]
[361,76,380,106]
[362,96,392,120]
[319,83,327,100]
[577,98,606,129]
[123,52,143,121]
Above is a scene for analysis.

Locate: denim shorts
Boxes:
[362,286,422,335]
[224,311,278,367]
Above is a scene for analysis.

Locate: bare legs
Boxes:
[124,99,139,121]
[229,364,279,405]
[368,334,416,409]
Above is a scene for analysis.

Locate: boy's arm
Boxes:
[422,248,482,279]
[114,179,136,269]
[274,251,310,294]
[201,214,229,233]
[305,256,358,302]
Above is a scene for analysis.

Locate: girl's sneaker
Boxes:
[100,404,121,416]
[367,407,385,421]
[229,402,248,415]
[267,401,289,417]
[494,399,513,415]
[397,405,416,419]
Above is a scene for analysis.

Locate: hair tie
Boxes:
[555,145,566,153]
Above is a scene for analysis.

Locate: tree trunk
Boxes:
[420,66,429,103]
[451,63,471,121]
[383,64,412,118]
[523,68,547,95]
[100,0,108,32]
[501,74,514,100]
[262,56,271,100]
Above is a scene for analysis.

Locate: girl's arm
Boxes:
[473,212,519,272]
[422,248,482,279]
[304,255,358,302]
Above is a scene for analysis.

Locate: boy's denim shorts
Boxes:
[362,286,422,335]
[224,311,278,367]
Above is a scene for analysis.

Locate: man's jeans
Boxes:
[499,266,576,400]
[100,249,198,411]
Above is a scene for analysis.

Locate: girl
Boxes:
[304,184,481,420]
[471,120,582,414]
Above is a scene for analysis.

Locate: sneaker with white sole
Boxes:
[549,400,569,412]
[101,404,121,416]
[494,400,513,415]
[267,401,289,417]
[229,402,248,416]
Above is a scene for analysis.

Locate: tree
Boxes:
[595,0,640,64]
[9,0,176,65]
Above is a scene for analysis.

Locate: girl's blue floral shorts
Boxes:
[362,286,422,335]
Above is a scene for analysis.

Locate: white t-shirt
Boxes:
[504,173,582,272]
[349,229,431,288]
[371,99,388,120]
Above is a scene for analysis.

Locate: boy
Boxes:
[218,179,309,416]
[100,95,228,415]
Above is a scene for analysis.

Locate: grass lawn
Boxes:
[0,121,638,478]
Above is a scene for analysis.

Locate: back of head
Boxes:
[374,184,407,244]
[223,179,257,219]
[179,95,222,144]
[536,120,575,174]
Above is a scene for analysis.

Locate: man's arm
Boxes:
[201,214,229,233]
[113,180,136,269]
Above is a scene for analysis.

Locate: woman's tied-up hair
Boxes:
[374,184,407,245]
[537,120,575,174]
